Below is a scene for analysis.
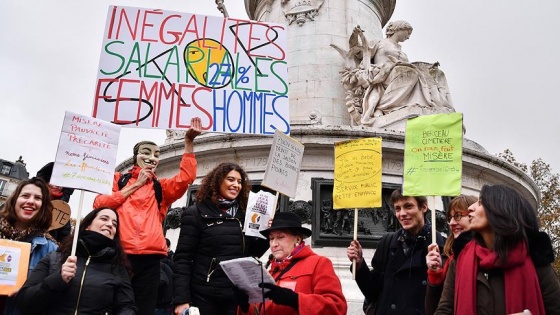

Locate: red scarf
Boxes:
[454,240,545,315]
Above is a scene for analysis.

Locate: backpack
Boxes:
[117,173,163,208]
[362,232,395,315]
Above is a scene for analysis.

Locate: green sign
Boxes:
[403,113,463,196]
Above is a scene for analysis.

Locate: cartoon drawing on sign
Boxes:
[93,7,289,134]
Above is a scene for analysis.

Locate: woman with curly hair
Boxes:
[173,162,269,315]
[0,177,57,315]
[16,208,136,314]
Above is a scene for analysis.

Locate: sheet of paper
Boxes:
[243,190,276,239]
[219,257,276,303]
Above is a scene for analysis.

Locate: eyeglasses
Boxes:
[448,212,468,223]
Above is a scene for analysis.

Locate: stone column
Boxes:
[244,0,395,126]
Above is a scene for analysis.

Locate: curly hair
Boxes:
[195,162,251,211]
[0,177,52,231]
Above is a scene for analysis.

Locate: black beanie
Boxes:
[36,162,54,183]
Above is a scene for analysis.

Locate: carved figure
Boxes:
[332,22,454,126]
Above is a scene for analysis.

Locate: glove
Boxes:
[259,282,299,310]
[233,286,250,313]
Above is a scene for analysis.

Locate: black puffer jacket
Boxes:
[16,236,135,314]
[173,200,269,305]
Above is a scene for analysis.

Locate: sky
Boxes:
[1,0,559,215]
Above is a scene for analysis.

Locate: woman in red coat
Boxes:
[235,212,347,315]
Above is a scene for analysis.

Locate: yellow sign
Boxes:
[333,138,382,209]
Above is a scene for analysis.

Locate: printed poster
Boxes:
[333,138,382,209]
[243,190,275,239]
[403,113,463,196]
[92,6,289,135]
[0,240,31,295]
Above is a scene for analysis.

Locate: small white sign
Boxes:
[50,111,121,194]
[262,129,304,198]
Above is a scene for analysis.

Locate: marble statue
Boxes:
[332,21,454,126]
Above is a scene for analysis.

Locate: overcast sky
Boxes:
[1,0,559,215]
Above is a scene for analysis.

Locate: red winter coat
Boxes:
[94,153,196,256]
[240,245,347,315]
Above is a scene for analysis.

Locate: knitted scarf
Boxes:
[454,240,545,315]
[217,198,239,217]
[0,216,54,243]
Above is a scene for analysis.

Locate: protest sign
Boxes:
[49,200,71,231]
[333,138,382,209]
[262,129,304,198]
[0,240,31,295]
[50,111,121,195]
[92,6,289,135]
[243,190,275,239]
[403,113,463,196]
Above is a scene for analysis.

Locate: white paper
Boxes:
[0,247,22,286]
[243,190,276,239]
[219,257,275,303]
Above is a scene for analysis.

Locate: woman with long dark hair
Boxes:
[435,185,560,314]
[173,162,269,315]
[0,177,57,315]
[16,208,136,314]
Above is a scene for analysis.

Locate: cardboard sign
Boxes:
[50,111,121,195]
[92,6,289,135]
[333,138,382,209]
[49,200,71,231]
[403,113,463,196]
[0,240,31,295]
[262,130,304,198]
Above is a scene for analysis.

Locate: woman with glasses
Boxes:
[434,185,560,314]
[424,195,477,315]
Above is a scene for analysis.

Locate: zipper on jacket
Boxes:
[235,218,246,253]
[74,256,91,315]
[207,257,217,282]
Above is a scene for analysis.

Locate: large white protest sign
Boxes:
[50,111,121,195]
[262,130,304,198]
[92,6,289,136]
[243,190,276,239]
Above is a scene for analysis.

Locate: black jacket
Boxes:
[356,226,445,315]
[173,200,269,306]
[16,239,135,314]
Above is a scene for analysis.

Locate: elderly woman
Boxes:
[434,185,560,315]
[0,177,58,315]
[235,212,347,315]
[17,207,135,314]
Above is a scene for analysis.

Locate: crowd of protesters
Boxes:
[1,116,558,314]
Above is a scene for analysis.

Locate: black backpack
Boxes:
[117,173,163,208]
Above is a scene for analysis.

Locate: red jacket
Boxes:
[93,153,196,255]
[241,245,347,315]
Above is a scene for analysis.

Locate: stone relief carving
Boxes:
[331,21,455,126]
[282,0,324,26]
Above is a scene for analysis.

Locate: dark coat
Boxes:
[434,232,560,315]
[173,200,269,306]
[355,227,445,315]
[16,241,135,314]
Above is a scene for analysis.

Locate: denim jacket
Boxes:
[4,235,57,315]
